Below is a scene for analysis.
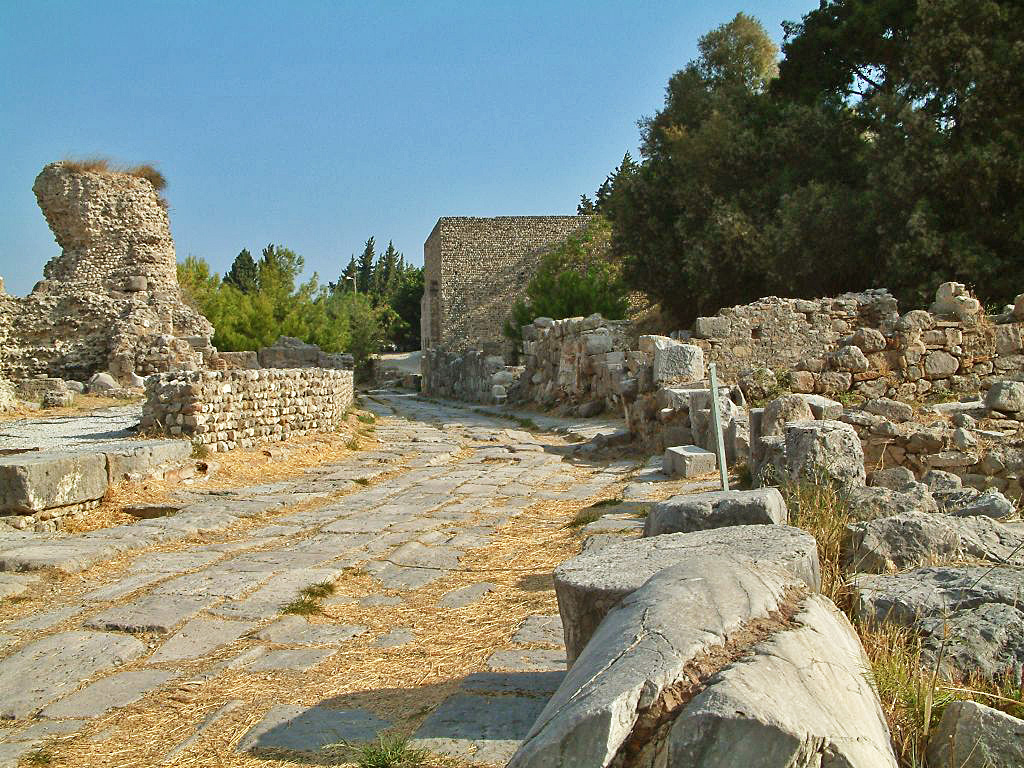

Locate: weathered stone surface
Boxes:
[0,630,146,718]
[104,440,191,482]
[85,594,212,634]
[927,700,1024,768]
[662,445,716,478]
[148,617,253,662]
[0,451,108,513]
[511,558,894,768]
[925,350,959,378]
[786,420,866,489]
[487,649,567,672]
[242,648,334,671]
[761,395,815,438]
[649,338,704,385]
[833,344,869,373]
[554,525,820,661]
[40,668,174,718]
[844,511,1024,573]
[254,616,365,646]
[510,615,564,647]
[672,596,896,767]
[863,397,914,423]
[644,488,787,536]
[869,466,916,490]
[239,705,390,754]
[845,484,938,522]
[943,489,1016,519]
[985,380,1024,413]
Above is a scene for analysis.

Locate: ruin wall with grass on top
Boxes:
[141,368,354,452]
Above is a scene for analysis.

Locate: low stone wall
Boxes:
[141,368,354,452]
[421,348,522,404]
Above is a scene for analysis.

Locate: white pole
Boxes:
[708,362,730,491]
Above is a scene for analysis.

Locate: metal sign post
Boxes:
[708,362,730,491]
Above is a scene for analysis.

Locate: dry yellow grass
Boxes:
[32,480,610,768]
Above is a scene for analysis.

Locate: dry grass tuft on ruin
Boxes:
[61,155,167,190]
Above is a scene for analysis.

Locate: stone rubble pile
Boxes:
[141,368,354,452]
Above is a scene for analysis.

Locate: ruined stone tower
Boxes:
[1,162,214,383]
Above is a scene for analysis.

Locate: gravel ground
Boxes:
[0,405,142,452]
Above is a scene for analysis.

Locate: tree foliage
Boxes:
[504,218,630,343]
[601,4,1024,324]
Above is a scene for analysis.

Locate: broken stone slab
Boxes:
[662,445,716,478]
[927,699,1024,768]
[239,704,390,754]
[0,451,109,513]
[941,489,1016,520]
[845,511,1024,573]
[644,488,787,536]
[554,525,820,661]
[40,668,175,718]
[509,556,895,768]
[786,419,866,489]
[845,484,938,522]
[0,630,146,718]
[412,692,549,765]
[103,440,191,483]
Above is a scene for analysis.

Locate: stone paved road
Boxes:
[0,405,142,452]
[0,393,690,767]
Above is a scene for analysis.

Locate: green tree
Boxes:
[504,218,629,344]
[697,11,779,92]
[388,266,424,350]
[223,249,259,293]
[356,236,375,294]
[375,240,401,297]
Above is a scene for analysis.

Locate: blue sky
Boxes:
[0,0,815,296]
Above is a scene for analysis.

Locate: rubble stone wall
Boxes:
[141,368,354,452]
[421,347,522,404]
[1,163,214,383]
[420,216,593,355]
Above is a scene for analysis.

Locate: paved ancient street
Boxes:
[0,394,659,767]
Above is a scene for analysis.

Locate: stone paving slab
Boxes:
[0,630,146,718]
[510,615,564,648]
[239,704,391,754]
[4,605,83,632]
[363,561,448,590]
[149,617,254,663]
[439,582,497,609]
[255,616,365,646]
[412,693,550,764]
[241,648,334,672]
[40,668,176,718]
[486,649,567,673]
[82,572,169,601]
[85,594,213,634]
[461,671,567,696]
[373,628,414,648]
[153,566,276,599]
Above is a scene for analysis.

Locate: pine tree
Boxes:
[356,237,375,294]
[378,241,400,297]
[224,249,259,293]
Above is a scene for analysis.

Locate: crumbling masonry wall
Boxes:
[1,162,214,383]
[141,368,354,452]
[420,216,593,355]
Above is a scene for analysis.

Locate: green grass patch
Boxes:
[23,749,54,766]
[353,476,371,486]
[299,580,336,600]
[343,735,430,768]
[357,412,377,424]
[281,597,322,616]
[346,437,361,451]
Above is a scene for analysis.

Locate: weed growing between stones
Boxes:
[780,479,853,610]
[299,581,336,600]
[23,748,53,765]
[281,596,323,616]
[358,412,377,424]
[340,734,430,768]
[191,441,209,460]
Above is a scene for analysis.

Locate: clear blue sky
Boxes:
[0,0,815,296]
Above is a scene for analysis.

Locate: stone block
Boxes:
[644,488,787,536]
[924,350,959,378]
[985,380,1024,413]
[785,420,866,489]
[240,705,391,754]
[692,315,731,338]
[662,445,716,478]
[125,275,148,291]
[0,451,109,513]
[927,700,1024,768]
[647,337,704,384]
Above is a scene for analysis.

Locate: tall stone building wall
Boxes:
[420,215,593,355]
[2,162,214,383]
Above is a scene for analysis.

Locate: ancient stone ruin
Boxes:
[420,215,593,355]
[0,162,214,386]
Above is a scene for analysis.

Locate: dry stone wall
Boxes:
[1,163,213,384]
[421,216,593,355]
[141,369,354,452]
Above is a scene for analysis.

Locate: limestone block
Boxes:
[1014,293,1024,320]
[644,488,787,536]
[797,394,843,420]
[832,344,870,373]
[761,394,814,437]
[924,350,959,378]
[553,525,820,661]
[650,338,704,385]
[844,484,937,522]
[927,700,1024,768]
[852,327,887,353]
[662,445,716,478]
[785,420,866,490]
[125,275,148,292]
[985,380,1024,413]
[863,397,914,423]
[87,372,118,393]
[0,451,109,513]
[104,439,192,483]
[41,390,74,408]
[692,315,731,339]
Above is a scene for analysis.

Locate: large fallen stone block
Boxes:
[844,484,937,522]
[786,420,866,489]
[845,511,1024,574]
[662,445,716,478]
[554,525,820,661]
[927,700,1024,768]
[511,557,896,768]
[644,488,787,536]
[104,439,191,482]
[0,451,109,514]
